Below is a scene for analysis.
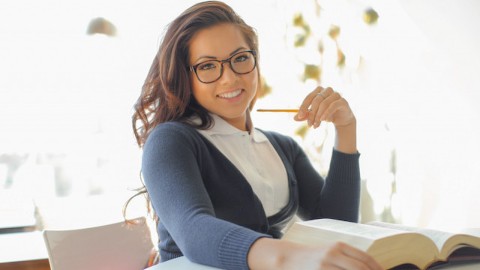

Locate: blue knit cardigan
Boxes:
[142,121,360,270]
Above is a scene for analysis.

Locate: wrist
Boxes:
[247,238,294,269]
[334,116,356,131]
[334,118,357,154]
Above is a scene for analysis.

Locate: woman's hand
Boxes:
[294,86,355,129]
[248,238,383,270]
[294,86,357,154]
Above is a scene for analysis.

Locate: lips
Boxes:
[217,89,242,99]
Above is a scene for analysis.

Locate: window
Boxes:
[2,0,480,232]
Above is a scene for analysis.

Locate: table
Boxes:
[145,257,219,270]
[0,231,50,270]
[145,256,480,270]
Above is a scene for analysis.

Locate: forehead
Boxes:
[189,24,248,61]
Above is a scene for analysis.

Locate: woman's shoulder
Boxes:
[152,121,195,133]
[145,121,202,147]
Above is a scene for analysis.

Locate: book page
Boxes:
[461,228,480,238]
[283,219,405,251]
[287,219,414,249]
[368,221,480,258]
[304,219,409,239]
[284,219,438,269]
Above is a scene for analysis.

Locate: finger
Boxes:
[295,86,324,121]
[339,243,383,270]
[323,97,355,128]
[321,242,376,270]
[320,96,345,123]
[310,88,341,128]
[318,247,350,270]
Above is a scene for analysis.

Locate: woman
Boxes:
[131,1,382,269]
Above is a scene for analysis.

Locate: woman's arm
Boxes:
[247,238,382,270]
[292,86,360,221]
[142,123,268,269]
[294,86,357,154]
[271,87,381,270]
[334,118,357,154]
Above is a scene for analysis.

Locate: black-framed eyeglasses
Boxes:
[189,50,257,84]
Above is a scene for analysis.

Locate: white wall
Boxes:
[1,0,479,230]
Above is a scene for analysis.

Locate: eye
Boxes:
[233,53,250,63]
[197,62,217,71]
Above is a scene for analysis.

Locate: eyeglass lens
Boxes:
[194,51,256,83]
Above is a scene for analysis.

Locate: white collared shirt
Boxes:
[196,114,289,217]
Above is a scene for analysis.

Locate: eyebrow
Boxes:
[192,47,248,64]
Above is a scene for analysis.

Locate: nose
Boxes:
[218,61,237,83]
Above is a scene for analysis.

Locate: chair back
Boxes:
[43,216,155,270]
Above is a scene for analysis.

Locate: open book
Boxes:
[282,219,480,269]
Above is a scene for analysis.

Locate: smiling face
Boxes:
[189,23,258,131]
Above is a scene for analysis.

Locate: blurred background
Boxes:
[1,0,479,232]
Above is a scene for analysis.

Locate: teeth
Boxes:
[218,89,242,99]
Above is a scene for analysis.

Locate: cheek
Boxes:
[190,74,203,98]
[250,72,259,94]
[191,78,212,104]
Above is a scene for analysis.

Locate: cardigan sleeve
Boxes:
[142,123,268,270]
[296,147,360,221]
[269,132,361,222]
[320,149,361,221]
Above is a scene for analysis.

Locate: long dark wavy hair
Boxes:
[124,1,261,220]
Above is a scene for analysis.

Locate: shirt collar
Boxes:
[194,113,269,143]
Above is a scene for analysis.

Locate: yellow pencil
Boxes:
[256,109,299,113]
